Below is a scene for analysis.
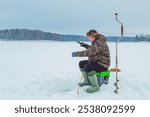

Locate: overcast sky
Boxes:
[0,0,150,36]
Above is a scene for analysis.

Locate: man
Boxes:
[72,29,110,93]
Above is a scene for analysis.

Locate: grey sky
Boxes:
[0,0,150,36]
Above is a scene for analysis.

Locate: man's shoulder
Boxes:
[99,34,107,41]
[96,36,106,43]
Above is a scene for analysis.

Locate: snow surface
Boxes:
[0,41,150,100]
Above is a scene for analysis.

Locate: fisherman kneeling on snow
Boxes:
[72,29,110,93]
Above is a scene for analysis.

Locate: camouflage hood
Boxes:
[93,34,106,42]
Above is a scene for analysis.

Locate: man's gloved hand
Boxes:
[79,42,89,48]
[72,52,77,57]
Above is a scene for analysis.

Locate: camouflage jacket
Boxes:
[76,34,110,68]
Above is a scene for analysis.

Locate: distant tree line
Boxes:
[0,29,64,41]
[0,29,87,41]
[0,29,149,42]
[107,36,138,42]
[135,34,150,41]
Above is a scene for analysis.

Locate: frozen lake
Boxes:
[0,41,150,100]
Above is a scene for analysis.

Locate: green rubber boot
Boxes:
[79,68,91,87]
[86,71,100,93]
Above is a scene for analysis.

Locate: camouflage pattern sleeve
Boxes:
[76,42,102,57]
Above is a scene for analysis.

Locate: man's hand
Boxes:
[72,52,77,57]
[79,42,89,48]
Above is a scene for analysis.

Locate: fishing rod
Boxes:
[73,38,82,45]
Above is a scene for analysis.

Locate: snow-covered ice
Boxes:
[0,41,150,100]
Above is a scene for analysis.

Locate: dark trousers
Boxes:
[79,60,108,73]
